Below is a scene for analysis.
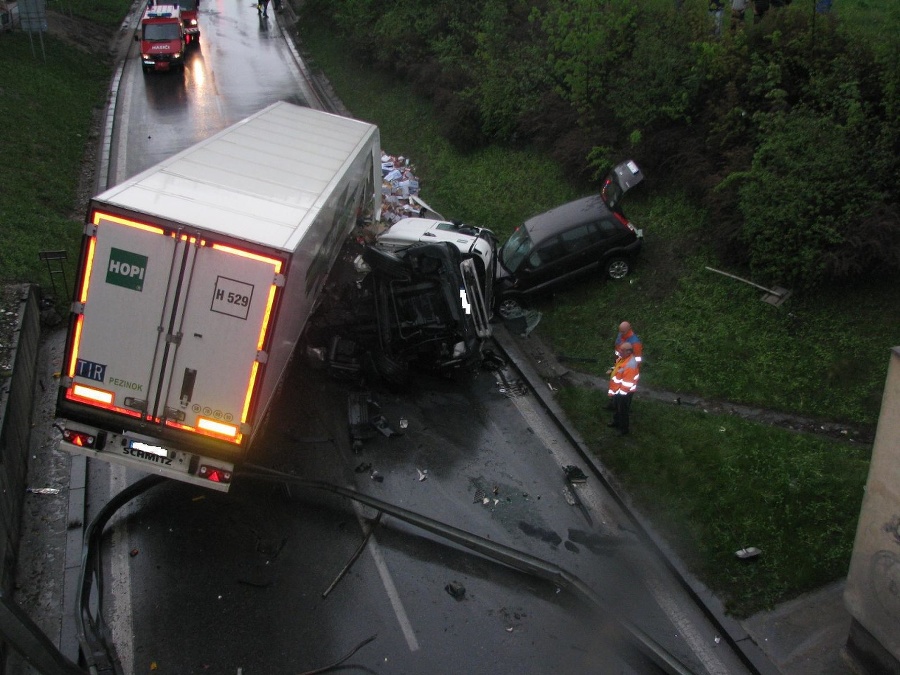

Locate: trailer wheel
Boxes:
[362,247,409,279]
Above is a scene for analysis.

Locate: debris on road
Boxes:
[25,487,60,495]
[445,580,466,600]
[563,465,588,484]
[735,546,761,560]
[417,468,428,481]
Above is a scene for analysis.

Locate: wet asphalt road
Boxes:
[72,2,759,673]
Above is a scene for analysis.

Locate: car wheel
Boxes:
[498,298,524,319]
[605,256,630,280]
[362,247,409,278]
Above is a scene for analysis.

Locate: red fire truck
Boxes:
[134,4,186,73]
[179,0,200,45]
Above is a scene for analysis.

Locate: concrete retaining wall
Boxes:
[0,285,40,669]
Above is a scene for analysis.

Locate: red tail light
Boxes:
[198,465,233,484]
[63,429,97,448]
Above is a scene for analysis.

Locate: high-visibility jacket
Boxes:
[615,329,643,363]
[608,354,640,396]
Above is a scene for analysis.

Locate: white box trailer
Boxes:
[56,102,381,492]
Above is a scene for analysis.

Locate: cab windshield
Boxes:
[498,227,534,274]
[144,23,181,40]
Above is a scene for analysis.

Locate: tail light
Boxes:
[198,465,233,484]
[63,428,99,449]
[613,211,637,233]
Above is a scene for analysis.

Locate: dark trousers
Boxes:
[612,394,633,433]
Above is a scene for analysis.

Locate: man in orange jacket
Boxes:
[608,342,639,434]
[614,321,643,365]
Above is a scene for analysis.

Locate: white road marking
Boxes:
[352,505,420,652]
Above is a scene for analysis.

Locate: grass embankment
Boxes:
[297,15,895,616]
[0,0,131,287]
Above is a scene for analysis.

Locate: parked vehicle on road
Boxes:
[56,102,381,492]
[496,160,644,302]
[177,0,200,45]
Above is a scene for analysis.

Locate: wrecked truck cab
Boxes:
[375,218,497,315]
[363,241,492,379]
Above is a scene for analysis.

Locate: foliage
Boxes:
[556,390,870,617]
[0,31,112,286]
[303,0,900,288]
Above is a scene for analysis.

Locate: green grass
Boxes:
[297,13,894,616]
[557,389,870,616]
[0,37,108,289]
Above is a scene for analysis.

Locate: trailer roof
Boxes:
[94,102,379,252]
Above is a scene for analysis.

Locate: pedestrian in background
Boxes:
[608,342,639,435]
[258,0,269,17]
[615,321,643,365]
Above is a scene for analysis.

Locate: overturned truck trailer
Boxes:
[56,102,381,492]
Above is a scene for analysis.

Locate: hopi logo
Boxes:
[106,248,148,291]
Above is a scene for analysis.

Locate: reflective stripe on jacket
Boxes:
[608,354,640,396]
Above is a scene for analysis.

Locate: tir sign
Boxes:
[107,248,148,291]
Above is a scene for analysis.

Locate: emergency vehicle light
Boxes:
[72,384,114,405]
[62,428,96,448]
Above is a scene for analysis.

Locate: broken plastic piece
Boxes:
[370,471,384,483]
[417,468,428,481]
[445,581,466,600]
[563,465,588,483]
[735,546,761,560]
[26,487,60,495]
[372,415,398,437]
[355,462,372,474]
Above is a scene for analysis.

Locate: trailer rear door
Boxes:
[65,211,283,450]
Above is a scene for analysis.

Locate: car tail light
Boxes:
[198,465,233,485]
[613,211,637,233]
[63,428,97,448]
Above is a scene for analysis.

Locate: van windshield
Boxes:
[144,23,181,40]
[498,227,533,274]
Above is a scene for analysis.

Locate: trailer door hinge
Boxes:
[164,407,186,422]
[123,397,148,413]
[83,222,98,236]
[273,274,285,287]
[256,350,268,364]
[71,301,85,315]
[165,332,183,345]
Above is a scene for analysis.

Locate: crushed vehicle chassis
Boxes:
[305,237,492,386]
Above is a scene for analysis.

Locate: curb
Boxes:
[490,323,780,675]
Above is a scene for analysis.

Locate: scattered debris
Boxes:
[370,470,384,483]
[399,417,408,430]
[372,415,399,437]
[498,300,542,337]
[26,487,60,495]
[445,581,466,600]
[417,468,428,481]
[735,546,761,560]
[563,465,587,484]
[130,549,139,558]
[354,462,372,474]
[562,486,576,506]
[473,489,485,503]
